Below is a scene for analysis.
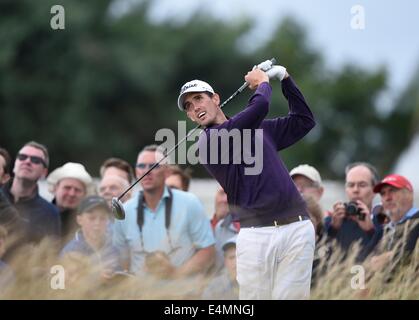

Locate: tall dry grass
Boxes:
[0,238,210,300]
[310,241,418,299]
[1,238,417,300]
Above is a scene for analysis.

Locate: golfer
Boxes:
[177,63,316,299]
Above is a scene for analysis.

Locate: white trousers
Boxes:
[236,219,315,300]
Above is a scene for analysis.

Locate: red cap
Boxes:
[373,174,413,193]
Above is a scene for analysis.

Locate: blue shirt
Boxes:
[198,78,315,227]
[61,230,122,273]
[113,187,215,274]
[397,207,418,225]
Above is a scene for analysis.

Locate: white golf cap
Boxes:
[290,164,322,185]
[177,79,214,111]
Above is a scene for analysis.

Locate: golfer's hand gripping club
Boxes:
[112,58,277,220]
[266,65,287,81]
[220,58,276,109]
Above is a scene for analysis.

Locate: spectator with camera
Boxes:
[325,162,380,259]
[113,145,215,279]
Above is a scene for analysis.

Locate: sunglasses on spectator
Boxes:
[17,153,47,167]
[135,163,161,170]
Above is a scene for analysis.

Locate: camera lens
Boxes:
[345,202,358,216]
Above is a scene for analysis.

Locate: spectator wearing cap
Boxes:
[202,236,239,300]
[2,141,60,246]
[60,195,122,281]
[290,164,329,287]
[324,163,381,258]
[367,174,418,276]
[47,162,93,240]
[290,164,324,202]
[290,164,325,239]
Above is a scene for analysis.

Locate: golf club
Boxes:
[112,58,276,219]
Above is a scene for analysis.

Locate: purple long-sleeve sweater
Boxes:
[198,77,316,227]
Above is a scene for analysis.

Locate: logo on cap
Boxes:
[177,80,214,111]
[373,174,413,193]
[180,83,198,94]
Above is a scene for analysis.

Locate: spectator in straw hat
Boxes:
[47,162,93,240]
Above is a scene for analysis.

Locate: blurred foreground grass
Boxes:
[1,238,417,300]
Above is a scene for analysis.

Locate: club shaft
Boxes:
[219,82,248,109]
[117,124,200,200]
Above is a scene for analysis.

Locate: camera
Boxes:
[344,201,365,221]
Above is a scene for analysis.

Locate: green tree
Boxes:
[1,0,416,181]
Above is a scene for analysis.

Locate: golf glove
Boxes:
[266,65,287,81]
[256,59,275,71]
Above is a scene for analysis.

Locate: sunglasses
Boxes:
[135,163,161,170]
[17,153,47,167]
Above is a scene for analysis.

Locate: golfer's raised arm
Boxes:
[262,75,316,151]
[224,68,271,130]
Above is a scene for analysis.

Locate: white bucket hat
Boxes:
[47,162,93,192]
[177,79,214,111]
